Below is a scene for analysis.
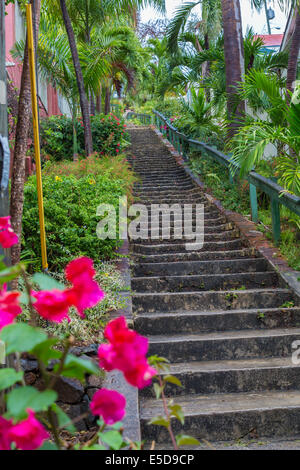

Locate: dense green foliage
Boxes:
[22,156,136,271]
[40,114,129,161]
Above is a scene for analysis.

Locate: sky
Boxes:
[140,0,288,35]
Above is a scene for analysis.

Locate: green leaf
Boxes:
[0,257,7,272]
[153,382,163,399]
[0,368,24,391]
[32,273,66,291]
[0,264,23,285]
[0,323,47,354]
[84,444,107,450]
[148,416,170,428]
[19,290,33,306]
[39,441,59,451]
[148,355,169,366]
[169,404,185,425]
[163,375,183,387]
[110,421,124,431]
[56,354,99,381]
[31,338,62,364]
[176,434,200,447]
[51,403,76,433]
[6,386,57,420]
[99,430,124,450]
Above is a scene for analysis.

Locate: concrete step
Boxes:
[135,178,193,186]
[131,239,244,254]
[132,248,258,263]
[147,327,300,362]
[139,196,209,203]
[132,271,280,293]
[132,288,296,314]
[134,183,196,191]
[140,390,300,442]
[134,186,199,195]
[133,223,235,235]
[135,307,300,335]
[131,230,240,244]
[132,258,270,277]
[140,357,300,397]
[139,209,222,220]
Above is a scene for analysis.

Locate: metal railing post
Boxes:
[250,183,259,223]
[271,197,281,245]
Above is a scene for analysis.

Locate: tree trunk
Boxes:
[10,0,41,266]
[105,86,111,115]
[96,92,102,114]
[90,93,95,115]
[204,33,211,103]
[59,0,93,155]
[286,8,300,99]
[221,0,246,138]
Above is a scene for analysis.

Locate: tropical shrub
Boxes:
[40,113,129,161]
[155,98,185,119]
[22,156,136,271]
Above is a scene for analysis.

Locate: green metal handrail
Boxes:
[126,112,152,125]
[152,109,300,245]
[110,103,121,118]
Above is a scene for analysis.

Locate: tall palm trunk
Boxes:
[286,7,300,99]
[10,0,41,266]
[59,0,93,155]
[221,0,245,138]
[96,90,102,114]
[105,86,111,115]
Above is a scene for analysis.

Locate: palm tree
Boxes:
[166,0,245,136]
[286,4,300,97]
[221,0,246,137]
[59,0,93,156]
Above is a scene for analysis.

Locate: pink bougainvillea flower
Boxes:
[98,317,156,389]
[65,257,96,285]
[0,285,22,317]
[0,217,11,230]
[97,343,116,372]
[8,409,49,451]
[67,279,105,318]
[0,310,19,331]
[64,257,105,317]
[0,416,14,450]
[124,360,157,389]
[0,285,22,330]
[103,317,148,357]
[0,217,19,249]
[90,389,126,425]
[32,289,72,323]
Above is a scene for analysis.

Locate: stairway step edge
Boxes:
[140,390,300,419]
[166,356,297,374]
[147,327,300,343]
[133,288,292,297]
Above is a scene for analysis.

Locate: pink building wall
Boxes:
[5,3,61,117]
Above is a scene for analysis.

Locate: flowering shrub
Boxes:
[0,219,199,450]
[22,157,136,271]
[40,114,129,161]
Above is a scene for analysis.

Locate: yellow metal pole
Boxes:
[26,3,48,270]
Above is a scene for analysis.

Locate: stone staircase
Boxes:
[128,127,300,446]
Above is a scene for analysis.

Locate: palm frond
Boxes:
[166,1,201,53]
